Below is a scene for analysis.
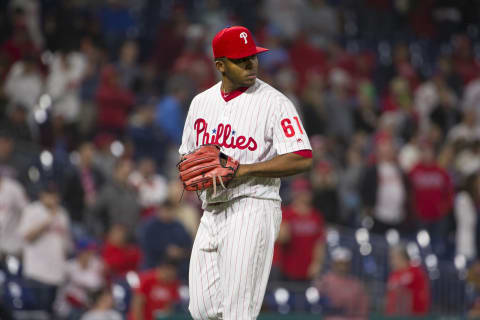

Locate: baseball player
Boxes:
[179,26,313,320]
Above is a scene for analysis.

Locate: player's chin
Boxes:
[243,76,256,86]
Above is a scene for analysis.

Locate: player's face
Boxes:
[219,55,258,88]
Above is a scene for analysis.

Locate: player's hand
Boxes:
[177,144,240,196]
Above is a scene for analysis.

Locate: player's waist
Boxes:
[204,195,281,212]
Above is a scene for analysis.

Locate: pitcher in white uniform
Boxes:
[179,25,313,320]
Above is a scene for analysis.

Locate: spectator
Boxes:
[0,174,28,258]
[272,66,300,107]
[129,258,181,320]
[310,136,340,223]
[324,68,354,145]
[301,72,327,136]
[299,0,339,49]
[96,64,135,137]
[262,0,306,39]
[57,238,104,319]
[77,36,103,138]
[462,75,480,120]
[451,35,479,85]
[386,245,430,316]
[127,102,168,171]
[467,260,480,319]
[137,200,191,276]
[315,247,369,320]
[63,141,104,228]
[172,24,216,91]
[18,183,71,315]
[89,158,140,237]
[409,142,454,257]
[3,55,43,113]
[256,27,290,74]
[455,140,480,182]
[360,135,409,235]
[455,172,480,260]
[97,1,137,57]
[114,40,140,90]
[46,47,87,125]
[1,103,34,143]
[129,157,168,218]
[338,143,365,225]
[166,179,200,239]
[80,288,122,320]
[278,178,325,281]
[414,74,457,132]
[0,11,38,68]
[381,77,412,117]
[353,81,379,135]
[102,223,141,280]
[154,75,190,146]
[91,132,116,178]
[447,109,480,144]
[149,4,188,80]
[429,81,461,138]
[0,129,30,187]
[399,133,421,173]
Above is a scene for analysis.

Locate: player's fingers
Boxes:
[212,175,217,197]
[218,176,226,189]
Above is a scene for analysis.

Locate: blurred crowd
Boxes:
[1,0,480,318]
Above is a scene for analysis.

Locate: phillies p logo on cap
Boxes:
[212,26,269,59]
[239,32,248,44]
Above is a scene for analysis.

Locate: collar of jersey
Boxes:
[220,86,248,102]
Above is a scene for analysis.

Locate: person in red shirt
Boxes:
[101,224,141,280]
[96,64,135,137]
[278,178,326,280]
[129,259,181,320]
[408,141,454,256]
[315,247,369,320]
[386,245,430,316]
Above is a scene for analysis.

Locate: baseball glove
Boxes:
[177,144,240,195]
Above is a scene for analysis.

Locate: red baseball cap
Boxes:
[212,26,269,59]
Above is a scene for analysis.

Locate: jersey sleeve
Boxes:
[270,95,312,155]
[178,97,197,155]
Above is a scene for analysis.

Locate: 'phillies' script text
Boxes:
[194,118,258,151]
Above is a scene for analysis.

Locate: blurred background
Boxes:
[1,0,480,319]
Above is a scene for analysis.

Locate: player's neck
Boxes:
[221,79,246,94]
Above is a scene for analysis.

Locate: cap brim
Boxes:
[225,47,269,59]
[255,46,269,55]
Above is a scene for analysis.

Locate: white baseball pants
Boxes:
[188,197,282,320]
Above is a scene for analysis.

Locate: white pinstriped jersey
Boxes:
[179,79,312,206]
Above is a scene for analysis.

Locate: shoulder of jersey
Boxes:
[192,81,222,102]
[255,79,293,108]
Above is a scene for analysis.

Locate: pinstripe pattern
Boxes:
[188,197,282,320]
[179,79,312,207]
[180,78,310,320]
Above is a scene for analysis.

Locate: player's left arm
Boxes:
[237,95,313,178]
[236,152,312,178]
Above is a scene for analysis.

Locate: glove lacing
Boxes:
[212,174,227,198]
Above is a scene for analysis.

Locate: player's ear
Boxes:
[215,58,226,73]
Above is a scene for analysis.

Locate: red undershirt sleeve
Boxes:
[293,149,313,158]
